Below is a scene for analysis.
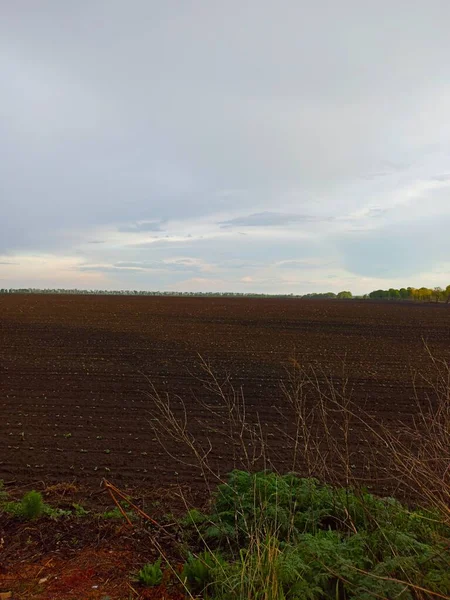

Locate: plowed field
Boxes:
[1,294,449,491]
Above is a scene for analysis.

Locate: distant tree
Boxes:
[302,292,337,299]
[444,285,450,304]
[399,288,409,299]
[369,289,388,299]
[337,291,352,299]
[416,287,432,302]
[388,288,401,300]
[432,287,443,303]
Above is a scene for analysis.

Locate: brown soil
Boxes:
[1,294,449,489]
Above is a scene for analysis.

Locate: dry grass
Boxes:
[143,346,450,599]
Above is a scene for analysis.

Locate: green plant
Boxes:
[20,490,44,519]
[181,551,227,596]
[136,558,163,587]
[182,507,208,526]
[72,503,89,517]
[43,505,72,519]
[180,472,450,599]
[100,506,135,521]
[150,354,450,599]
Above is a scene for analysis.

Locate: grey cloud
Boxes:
[432,174,450,182]
[118,221,167,233]
[276,260,336,269]
[1,1,450,291]
[78,265,145,273]
[219,212,333,228]
[365,208,388,218]
[79,258,210,274]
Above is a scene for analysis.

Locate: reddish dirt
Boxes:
[0,521,184,599]
[0,481,194,599]
[1,294,449,491]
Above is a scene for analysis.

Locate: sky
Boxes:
[1,1,450,295]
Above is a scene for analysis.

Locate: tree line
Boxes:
[0,286,449,302]
[368,286,450,303]
[0,288,302,298]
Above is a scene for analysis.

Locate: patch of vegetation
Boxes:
[72,502,90,517]
[99,506,136,521]
[2,490,45,520]
[177,471,450,599]
[21,490,44,519]
[181,551,227,596]
[1,487,74,520]
[135,558,163,587]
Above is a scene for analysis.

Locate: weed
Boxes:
[182,551,227,596]
[180,471,450,599]
[72,503,89,517]
[135,558,163,587]
[100,506,135,521]
[20,490,44,519]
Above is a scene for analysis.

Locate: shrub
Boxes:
[20,490,44,519]
[136,558,163,587]
[181,471,450,599]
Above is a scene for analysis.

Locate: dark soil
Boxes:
[1,295,449,490]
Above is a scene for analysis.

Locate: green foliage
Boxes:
[136,558,163,587]
[72,503,90,517]
[369,285,450,302]
[302,292,337,299]
[43,505,72,519]
[182,507,208,526]
[19,490,44,519]
[183,471,450,599]
[0,486,72,520]
[182,551,227,596]
[99,505,136,521]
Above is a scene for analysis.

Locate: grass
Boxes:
[144,348,450,599]
[177,471,450,599]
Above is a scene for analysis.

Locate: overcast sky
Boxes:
[2,1,450,294]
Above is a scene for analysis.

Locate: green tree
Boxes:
[337,291,352,299]
[369,289,388,299]
[433,287,443,303]
[388,288,401,300]
[445,285,450,303]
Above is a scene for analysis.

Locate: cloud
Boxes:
[77,256,215,276]
[1,2,450,292]
[275,259,336,269]
[118,220,167,233]
[219,212,333,228]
